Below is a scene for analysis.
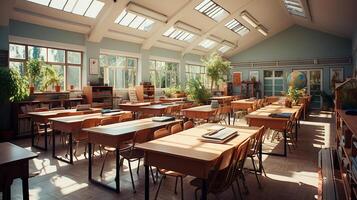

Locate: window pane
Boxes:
[28,46,47,61]
[9,44,26,59]
[9,61,25,75]
[68,51,81,64]
[67,66,81,90]
[275,70,283,77]
[264,70,273,78]
[48,48,65,63]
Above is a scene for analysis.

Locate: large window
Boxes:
[9,43,82,91]
[263,70,284,96]
[185,64,209,87]
[100,54,138,89]
[150,60,179,88]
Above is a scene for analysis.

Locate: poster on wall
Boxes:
[89,58,99,75]
[330,68,344,84]
[249,71,259,81]
[232,72,242,86]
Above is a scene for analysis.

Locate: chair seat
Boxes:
[104,143,133,152]
[159,169,186,177]
[37,128,53,134]
[120,148,144,160]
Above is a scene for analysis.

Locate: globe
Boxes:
[287,71,307,89]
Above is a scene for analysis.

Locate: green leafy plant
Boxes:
[40,65,61,92]
[25,59,42,87]
[187,78,211,104]
[320,91,334,110]
[0,67,29,103]
[202,52,231,91]
[286,86,305,104]
[163,86,184,98]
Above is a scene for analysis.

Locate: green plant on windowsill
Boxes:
[40,65,62,92]
[25,59,43,93]
[187,78,211,104]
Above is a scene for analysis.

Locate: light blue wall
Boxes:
[0,25,9,50]
[229,25,353,97]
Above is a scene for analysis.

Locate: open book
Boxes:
[201,127,238,144]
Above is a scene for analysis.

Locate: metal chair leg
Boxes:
[150,166,156,184]
[137,158,141,174]
[251,157,262,188]
[100,152,109,177]
[154,175,165,200]
[128,160,136,193]
[174,176,178,194]
[180,176,184,200]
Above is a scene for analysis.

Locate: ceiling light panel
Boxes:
[163,27,195,42]
[284,0,305,17]
[218,45,231,53]
[115,10,155,32]
[195,0,229,22]
[199,39,217,49]
[26,0,105,18]
[225,19,250,36]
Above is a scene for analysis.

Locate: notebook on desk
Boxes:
[201,127,238,144]
[269,113,292,118]
[152,116,175,122]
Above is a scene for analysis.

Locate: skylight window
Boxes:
[26,0,104,18]
[199,39,217,49]
[284,0,305,17]
[195,0,229,22]
[218,45,231,53]
[162,27,195,42]
[225,19,250,36]
[115,10,155,32]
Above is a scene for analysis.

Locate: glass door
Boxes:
[294,69,323,109]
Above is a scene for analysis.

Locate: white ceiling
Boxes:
[2,0,357,57]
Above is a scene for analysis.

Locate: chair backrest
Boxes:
[153,128,170,140]
[81,118,100,129]
[250,126,265,155]
[235,138,251,171]
[119,112,133,122]
[100,116,120,126]
[183,121,194,130]
[220,105,231,114]
[133,129,151,144]
[170,123,183,134]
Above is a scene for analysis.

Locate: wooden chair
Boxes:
[270,113,297,151]
[119,112,133,122]
[73,118,100,160]
[183,121,194,130]
[170,123,183,134]
[233,139,251,198]
[246,126,266,188]
[153,128,186,200]
[119,129,154,193]
[190,147,236,200]
[100,116,120,125]
[54,111,84,145]
[33,107,52,145]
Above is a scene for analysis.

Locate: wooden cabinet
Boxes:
[136,84,155,102]
[83,86,113,109]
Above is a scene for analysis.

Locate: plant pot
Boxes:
[70,85,74,90]
[29,86,35,94]
[55,85,61,92]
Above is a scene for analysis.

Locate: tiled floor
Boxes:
[4,111,333,200]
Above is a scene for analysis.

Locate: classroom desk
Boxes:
[49,111,130,164]
[231,99,256,110]
[28,108,101,151]
[245,104,301,157]
[136,124,260,200]
[83,118,181,193]
[209,96,233,105]
[0,142,38,200]
[118,103,151,118]
[182,105,218,122]
[139,104,173,116]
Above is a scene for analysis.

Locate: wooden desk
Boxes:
[28,108,101,151]
[245,105,300,157]
[231,99,256,110]
[265,96,280,103]
[160,98,185,103]
[136,124,260,200]
[209,96,233,104]
[83,118,181,193]
[182,105,217,122]
[0,142,38,200]
[49,111,130,164]
[139,104,176,116]
[118,102,151,118]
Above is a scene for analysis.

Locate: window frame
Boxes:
[150,59,179,89]
[263,69,284,96]
[9,42,83,92]
[185,64,210,88]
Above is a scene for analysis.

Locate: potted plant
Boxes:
[187,78,211,104]
[202,52,231,92]
[24,59,42,94]
[285,86,304,107]
[40,65,61,92]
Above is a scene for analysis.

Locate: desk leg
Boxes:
[284,130,287,157]
[201,179,207,200]
[88,143,92,180]
[228,112,231,125]
[44,123,48,151]
[144,164,150,200]
[115,148,120,193]
[295,120,298,141]
[258,141,262,173]
[52,130,56,158]
[69,133,73,164]
[22,162,29,200]
[31,120,35,147]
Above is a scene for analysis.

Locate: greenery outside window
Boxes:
[150,60,179,88]
[9,43,82,91]
[185,64,210,88]
[99,54,138,89]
